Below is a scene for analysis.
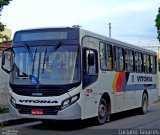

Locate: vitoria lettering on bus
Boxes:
[137,76,152,82]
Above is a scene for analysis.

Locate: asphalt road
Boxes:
[1,102,160,135]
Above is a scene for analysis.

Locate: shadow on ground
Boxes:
[30,108,142,131]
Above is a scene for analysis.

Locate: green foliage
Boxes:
[0,0,12,40]
[0,0,12,10]
[0,106,9,113]
[155,7,160,42]
[0,33,9,41]
[0,22,5,32]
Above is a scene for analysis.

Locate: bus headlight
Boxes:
[61,93,80,109]
[10,96,16,108]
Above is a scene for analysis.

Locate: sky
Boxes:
[1,0,160,44]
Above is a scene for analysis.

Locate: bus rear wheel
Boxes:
[140,93,148,114]
[97,98,109,125]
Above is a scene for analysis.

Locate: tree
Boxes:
[0,33,9,41]
[0,22,5,32]
[0,0,12,31]
[155,7,160,42]
[0,0,12,12]
[0,0,12,41]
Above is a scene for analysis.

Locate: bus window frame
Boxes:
[99,42,113,71]
[114,46,125,72]
[125,49,135,73]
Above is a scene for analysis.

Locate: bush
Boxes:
[0,106,9,113]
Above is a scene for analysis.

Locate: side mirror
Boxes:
[2,51,6,66]
[1,47,12,74]
[88,53,95,66]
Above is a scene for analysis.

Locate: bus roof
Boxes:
[14,27,157,55]
[79,28,157,55]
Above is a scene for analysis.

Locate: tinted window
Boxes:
[150,55,156,74]
[143,54,150,73]
[100,42,113,70]
[125,49,134,72]
[135,52,143,73]
[114,46,125,71]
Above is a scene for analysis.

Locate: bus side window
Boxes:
[147,54,149,73]
[125,50,128,71]
[143,54,149,73]
[100,42,113,70]
[84,49,98,75]
[150,55,156,74]
[100,43,107,70]
[135,52,143,73]
[140,53,143,72]
[128,50,134,72]
[106,44,113,70]
[135,52,138,72]
[125,49,134,72]
[114,46,125,71]
[83,48,98,88]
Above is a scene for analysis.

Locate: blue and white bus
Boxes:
[1,27,158,124]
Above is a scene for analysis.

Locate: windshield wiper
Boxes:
[45,41,61,62]
[24,44,37,74]
[42,41,61,73]
[32,48,37,74]
[24,44,33,61]
[42,47,47,73]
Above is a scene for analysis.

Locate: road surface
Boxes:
[1,102,160,135]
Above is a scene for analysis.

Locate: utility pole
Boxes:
[108,22,111,38]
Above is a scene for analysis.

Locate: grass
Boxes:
[0,106,9,114]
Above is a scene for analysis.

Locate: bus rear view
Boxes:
[2,27,82,120]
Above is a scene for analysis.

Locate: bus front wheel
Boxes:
[97,98,109,125]
[140,93,148,114]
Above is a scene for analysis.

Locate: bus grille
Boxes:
[13,89,65,97]
[16,104,61,115]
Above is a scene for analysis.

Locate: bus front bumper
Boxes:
[9,101,81,120]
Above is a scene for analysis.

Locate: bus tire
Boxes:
[96,98,108,125]
[140,93,148,114]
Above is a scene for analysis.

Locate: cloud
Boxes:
[79,0,160,41]
[1,0,160,42]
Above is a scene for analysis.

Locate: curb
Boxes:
[0,118,35,127]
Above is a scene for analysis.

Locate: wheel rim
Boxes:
[98,102,107,119]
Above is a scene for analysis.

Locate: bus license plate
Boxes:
[31,110,44,115]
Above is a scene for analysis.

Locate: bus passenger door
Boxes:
[82,48,98,118]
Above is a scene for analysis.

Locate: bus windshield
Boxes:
[11,45,80,85]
